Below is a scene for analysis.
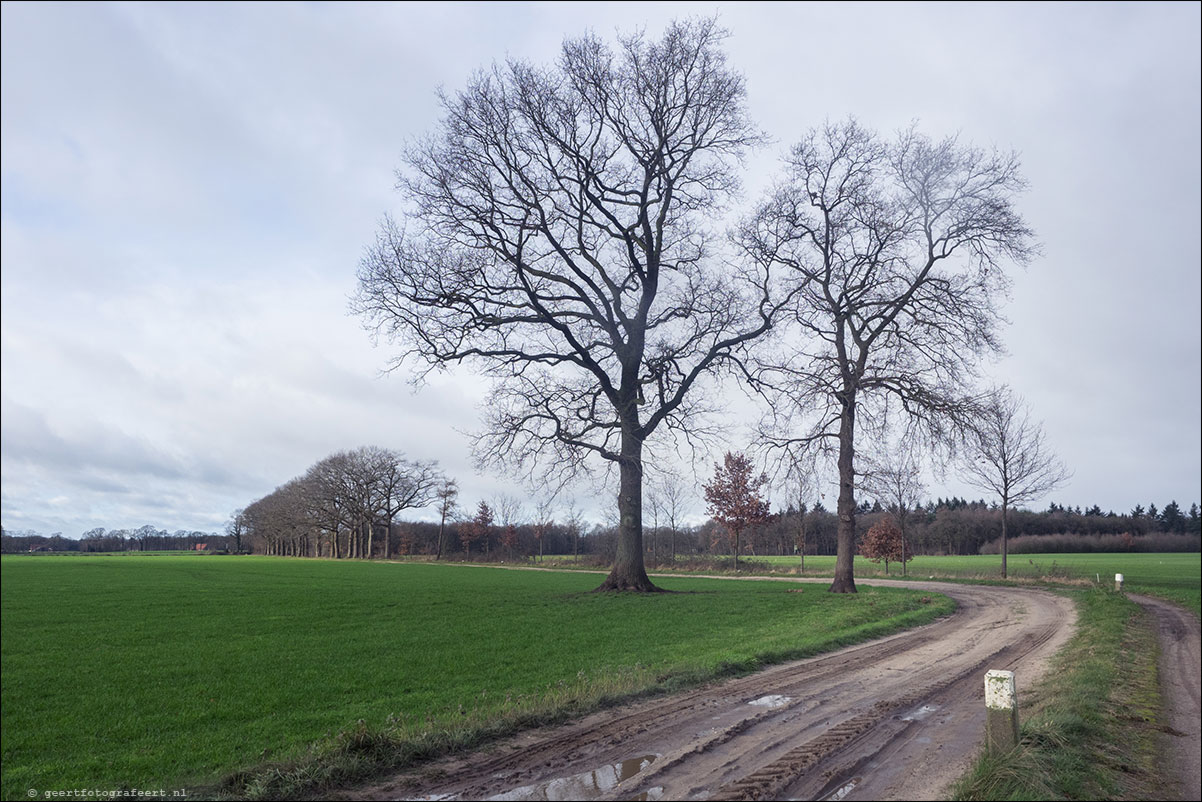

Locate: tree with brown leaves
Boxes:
[859,518,910,575]
[704,452,771,570]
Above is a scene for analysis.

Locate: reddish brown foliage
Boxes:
[704,452,771,568]
[859,518,911,574]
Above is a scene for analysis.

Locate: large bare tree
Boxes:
[962,387,1070,577]
[741,119,1036,592]
[354,19,789,591]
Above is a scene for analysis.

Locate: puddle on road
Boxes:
[822,776,861,801]
[748,694,792,708]
[487,754,660,801]
[899,703,939,722]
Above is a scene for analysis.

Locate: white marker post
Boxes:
[985,670,1019,752]
[1115,573,1124,592]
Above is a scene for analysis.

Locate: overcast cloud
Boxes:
[2,1,1199,535]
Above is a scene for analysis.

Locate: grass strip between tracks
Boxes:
[951,587,1167,801]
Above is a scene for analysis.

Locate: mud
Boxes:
[335,580,1079,801]
[1130,594,1201,801]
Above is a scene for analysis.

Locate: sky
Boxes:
[2,1,1199,536]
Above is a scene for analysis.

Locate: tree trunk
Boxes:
[436,510,447,560]
[1001,497,1009,579]
[830,390,858,593]
[596,427,661,592]
[798,517,806,575]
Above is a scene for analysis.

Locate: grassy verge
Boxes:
[616,552,1199,617]
[0,556,951,801]
[951,588,1166,801]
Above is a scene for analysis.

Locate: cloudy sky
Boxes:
[2,1,1199,536]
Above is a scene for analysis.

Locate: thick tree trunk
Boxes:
[830,391,858,593]
[596,428,661,592]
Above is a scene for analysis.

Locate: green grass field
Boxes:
[741,552,1201,615]
[0,555,951,799]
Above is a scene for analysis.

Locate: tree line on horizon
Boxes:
[3,488,1197,558]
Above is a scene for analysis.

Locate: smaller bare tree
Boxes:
[863,443,925,577]
[492,494,524,559]
[781,461,818,574]
[433,478,459,560]
[656,474,689,564]
[532,496,556,562]
[962,387,1071,577]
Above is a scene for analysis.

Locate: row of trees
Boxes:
[1,526,224,554]
[8,486,1194,558]
[235,446,444,559]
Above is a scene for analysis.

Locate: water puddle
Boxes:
[487,754,660,801]
[748,694,792,708]
[899,703,939,722]
[822,776,861,801]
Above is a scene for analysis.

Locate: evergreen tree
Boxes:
[1161,500,1185,533]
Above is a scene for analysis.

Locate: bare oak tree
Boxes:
[355,19,787,591]
[741,119,1036,592]
[962,387,1070,577]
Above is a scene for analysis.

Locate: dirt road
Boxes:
[1131,594,1201,801]
[339,580,1077,801]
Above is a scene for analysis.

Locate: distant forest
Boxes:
[4,496,1198,558]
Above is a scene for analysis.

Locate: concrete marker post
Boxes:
[985,669,1019,752]
[1115,572,1124,592]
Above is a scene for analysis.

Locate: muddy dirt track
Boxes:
[337,579,1081,801]
[1132,594,1202,801]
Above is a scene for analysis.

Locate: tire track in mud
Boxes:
[1131,594,1201,802]
[336,580,1077,802]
